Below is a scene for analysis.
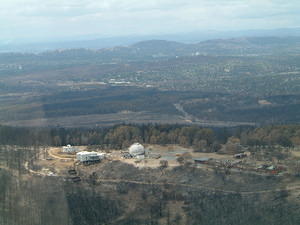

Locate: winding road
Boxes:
[174,103,256,127]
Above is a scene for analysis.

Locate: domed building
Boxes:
[62,144,77,153]
[129,143,145,157]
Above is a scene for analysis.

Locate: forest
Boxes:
[0,124,218,149]
[0,124,298,150]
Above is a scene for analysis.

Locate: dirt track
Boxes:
[92,177,300,196]
[48,147,76,159]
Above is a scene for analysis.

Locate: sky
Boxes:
[1,0,300,43]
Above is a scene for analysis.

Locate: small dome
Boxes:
[129,143,145,156]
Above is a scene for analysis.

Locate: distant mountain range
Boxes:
[131,36,300,56]
[1,36,300,65]
[1,27,300,53]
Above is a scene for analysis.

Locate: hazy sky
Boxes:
[1,0,300,42]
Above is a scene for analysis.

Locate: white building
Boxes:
[76,151,106,163]
[62,144,78,153]
[129,143,145,157]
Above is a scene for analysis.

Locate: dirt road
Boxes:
[174,103,255,127]
[48,147,76,160]
[91,177,299,196]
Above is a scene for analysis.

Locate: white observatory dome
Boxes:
[129,143,145,156]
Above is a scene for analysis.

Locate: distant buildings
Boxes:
[76,151,106,163]
[62,144,78,153]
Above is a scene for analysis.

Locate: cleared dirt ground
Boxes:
[32,144,240,177]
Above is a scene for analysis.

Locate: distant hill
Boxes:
[132,40,187,51]
[131,36,300,56]
[2,27,300,53]
[195,36,300,55]
[1,36,300,65]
